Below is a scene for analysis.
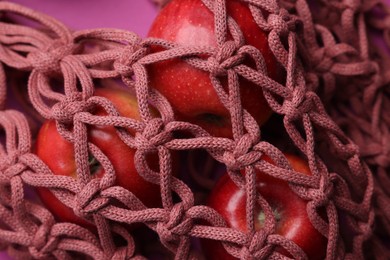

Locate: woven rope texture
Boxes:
[0,0,389,259]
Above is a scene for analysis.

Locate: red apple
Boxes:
[147,0,279,138]
[203,153,327,259]
[35,87,168,229]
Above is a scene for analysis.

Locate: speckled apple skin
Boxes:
[148,0,278,138]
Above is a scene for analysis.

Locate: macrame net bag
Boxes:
[0,0,388,259]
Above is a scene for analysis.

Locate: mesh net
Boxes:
[0,0,389,259]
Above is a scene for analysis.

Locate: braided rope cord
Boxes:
[0,0,387,259]
[281,0,390,258]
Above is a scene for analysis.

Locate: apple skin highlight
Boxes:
[147,0,279,138]
[35,87,164,229]
[203,154,327,260]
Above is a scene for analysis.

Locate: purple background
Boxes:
[9,0,158,37]
[0,1,158,259]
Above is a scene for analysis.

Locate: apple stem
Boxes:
[88,154,101,175]
[257,208,281,229]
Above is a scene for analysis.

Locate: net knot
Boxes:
[267,12,290,36]
[113,41,149,78]
[281,94,314,120]
[2,162,26,180]
[207,41,244,76]
[0,152,27,181]
[239,246,255,260]
[223,134,262,171]
[114,44,147,77]
[240,230,270,260]
[28,41,75,75]
[156,203,193,248]
[113,59,134,77]
[357,210,375,239]
[51,92,92,124]
[309,179,335,206]
[73,179,110,219]
[134,118,171,152]
[312,48,335,73]
[28,225,59,259]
